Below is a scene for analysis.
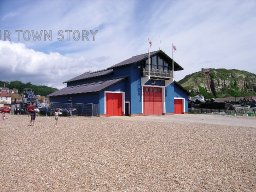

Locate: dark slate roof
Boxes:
[49,77,125,97]
[64,50,183,84]
[64,69,113,83]
[109,50,183,71]
[109,51,159,68]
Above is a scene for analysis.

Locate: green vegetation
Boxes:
[179,68,256,98]
[0,80,57,96]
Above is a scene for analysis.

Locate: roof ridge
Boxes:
[49,77,126,97]
[131,50,160,58]
[68,76,125,87]
[64,68,113,83]
[109,50,161,69]
[89,68,112,74]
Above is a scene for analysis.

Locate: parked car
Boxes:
[38,107,55,116]
[0,106,11,113]
[59,108,78,116]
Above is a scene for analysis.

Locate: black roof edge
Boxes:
[173,81,190,95]
[63,68,113,83]
[49,76,128,97]
[156,50,184,71]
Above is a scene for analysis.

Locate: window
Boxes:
[152,56,157,70]
[158,57,163,71]
[163,61,168,72]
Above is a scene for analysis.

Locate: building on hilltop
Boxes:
[48,50,189,116]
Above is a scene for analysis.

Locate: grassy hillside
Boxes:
[0,81,57,96]
[179,68,256,98]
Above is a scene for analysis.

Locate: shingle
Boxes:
[49,77,126,97]
[65,69,113,83]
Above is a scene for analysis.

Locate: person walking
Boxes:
[27,103,36,126]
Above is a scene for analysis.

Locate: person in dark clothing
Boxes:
[27,103,36,126]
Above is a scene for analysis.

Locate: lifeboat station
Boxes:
[49,50,189,116]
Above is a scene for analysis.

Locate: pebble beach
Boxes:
[0,114,255,191]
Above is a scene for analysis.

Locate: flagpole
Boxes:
[148,39,151,78]
[172,43,174,82]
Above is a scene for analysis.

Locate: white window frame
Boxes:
[174,97,185,113]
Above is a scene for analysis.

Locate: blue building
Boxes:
[49,50,189,116]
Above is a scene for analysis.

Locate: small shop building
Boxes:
[49,50,189,116]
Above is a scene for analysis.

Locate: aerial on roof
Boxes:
[50,77,126,96]
[65,69,113,83]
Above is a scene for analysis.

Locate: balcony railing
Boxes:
[143,68,172,79]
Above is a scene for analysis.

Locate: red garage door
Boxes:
[174,99,183,114]
[143,87,163,115]
[106,93,123,116]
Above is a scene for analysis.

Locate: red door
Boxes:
[143,87,163,115]
[106,93,123,116]
[153,87,163,115]
[174,99,183,114]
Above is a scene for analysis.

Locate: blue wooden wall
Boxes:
[165,82,188,113]
[99,79,127,115]
[50,55,189,115]
[50,92,99,104]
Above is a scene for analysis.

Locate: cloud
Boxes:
[0,0,255,88]
[1,11,19,21]
[145,0,256,79]
[0,40,108,88]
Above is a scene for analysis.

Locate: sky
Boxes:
[0,0,255,89]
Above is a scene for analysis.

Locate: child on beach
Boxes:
[1,112,5,120]
[54,108,61,127]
